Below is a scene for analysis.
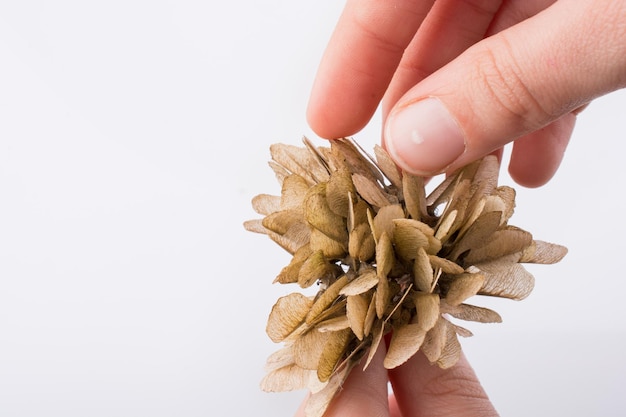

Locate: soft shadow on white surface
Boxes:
[1,2,625,416]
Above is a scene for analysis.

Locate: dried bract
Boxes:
[245,138,567,417]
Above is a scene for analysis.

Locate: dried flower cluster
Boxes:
[244,138,567,417]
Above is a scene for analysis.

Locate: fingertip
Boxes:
[508,114,575,188]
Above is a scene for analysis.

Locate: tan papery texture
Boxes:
[246,138,567,417]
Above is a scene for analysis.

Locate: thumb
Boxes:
[383,0,626,177]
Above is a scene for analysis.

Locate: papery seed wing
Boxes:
[275,244,312,284]
[298,249,338,288]
[251,194,281,215]
[309,228,347,259]
[326,169,355,217]
[348,222,376,262]
[476,259,535,300]
[316,316,350,332]
[363,294,377,337]
[384,323,427,369]
[463,227,533,265]
[428,255,465,275]
[376,231,395,279]
[393,220,430,262]
[260,363,309,392]
[304,183,348,244]
[281,174,312,211]
[270,143,329,185]
[374,144,402,188]
[413,247,434,293]
[364,321,385,369]
[372,204,405,242]
[414,292,440,331]
[352,173,394,208]
[306,275,349,324]
[243,219,266,234]
[441,301,502,323]
[445,273,485,306]
[340,269,379,296]
[402,172,428,221]
[305,360,355,417]
[267,293,314,343]
[317,328,353,382]
[347,293,369,340]
[294,329,331,370]
[436,322,462,369]
[264,346,296,372]
[421,318,448,363]
[520,240,568,264]
[448,210,502,261]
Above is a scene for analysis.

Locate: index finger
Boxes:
[307,0,434,139]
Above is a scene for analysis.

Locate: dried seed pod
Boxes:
[246,138,567,417]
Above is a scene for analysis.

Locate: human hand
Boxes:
[307,0,626,187]
[294,344,498,417]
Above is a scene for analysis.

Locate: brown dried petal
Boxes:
[326,168,356,217]
[348,222,376,262]
[376,231,395,279]
[428,254,465,275]
[372,204,405,242]
[304,183,348,244]
[393,218,441,257]
[402,172,427,221]
[316,316,350,332]
[267,293,313,343]
[413,247,434,293]
[393,220,430,262]
[476,258,535,300]
[275,244,312,284]
[448,210,502,261]
[310,228,347,259]
[270,143,329,185]
[298,249,338,288]
[281,174,312,211]
[384,323,426,369]
[520,240,568,264]
[317,328,352,382]
[421,318,448,363]
[294,329,330,370]
[353,173,393,208]
[305,360,355,417]
[463,227,533,265]
[251,193,281,215]
[414,292,440,331]
[363,294,377,337]
[445,272,485,305]
[374,144,402,188]
[436,321,462,369]
[364,321,385,369]
[260,363,310,392]
[441,301,503,323]
[306,275,349,324]
[347,293,369,340]
[340,269,379,296]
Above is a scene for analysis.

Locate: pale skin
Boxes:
[298,0,626,415]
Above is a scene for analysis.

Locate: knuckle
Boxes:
[471,37,554,130]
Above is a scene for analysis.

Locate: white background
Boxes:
[1,1,625,416]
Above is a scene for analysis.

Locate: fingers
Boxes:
[382,0,504,120]
[295,346,389,417]
[306,0,435,139]
[508,112,575,187]
[388,351,499,417]
[383,0,626,179]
